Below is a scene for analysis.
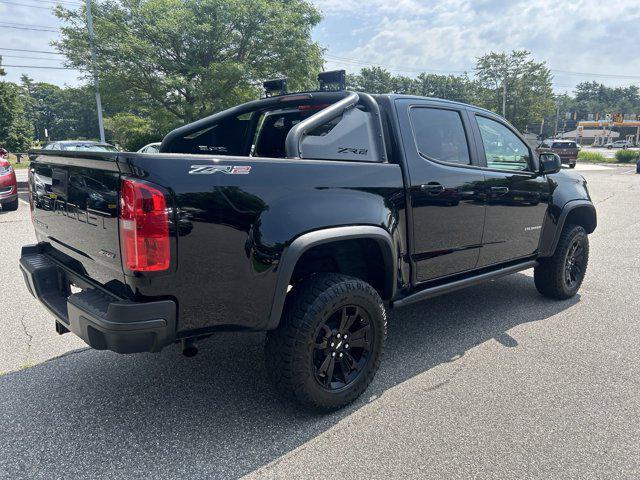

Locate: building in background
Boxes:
[561,128,619,145]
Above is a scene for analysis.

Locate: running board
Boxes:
[392,260,538,309]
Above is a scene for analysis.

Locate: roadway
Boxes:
[0,163,638,479]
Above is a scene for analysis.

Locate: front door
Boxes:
[469,113,551,267]
[397,100,486,283]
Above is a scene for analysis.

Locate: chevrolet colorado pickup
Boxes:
[20,74,596,411]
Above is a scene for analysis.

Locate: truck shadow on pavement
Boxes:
[0,273,579,479]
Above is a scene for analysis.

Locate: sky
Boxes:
[1,0,640,94]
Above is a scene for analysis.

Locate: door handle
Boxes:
[421,183,444,193]
[490,186,509,194]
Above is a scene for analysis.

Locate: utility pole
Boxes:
[554,101,560,138]
[86,0,105,143]
[502,79,507,117]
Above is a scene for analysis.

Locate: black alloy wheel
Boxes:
[312,305,374,391]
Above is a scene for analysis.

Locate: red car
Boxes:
[0,159,18,211]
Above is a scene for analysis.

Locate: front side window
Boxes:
[476,116,531,171]
[409,107,470,165]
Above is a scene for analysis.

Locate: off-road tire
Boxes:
[534,224,589,299]
[265,273,386,412]
[1,198,18,211]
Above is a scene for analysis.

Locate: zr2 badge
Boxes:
[189,165,252,175]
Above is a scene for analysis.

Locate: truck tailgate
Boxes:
[29,151,124,290]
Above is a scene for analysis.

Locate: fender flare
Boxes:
[538,200,597,257]
[266,226,397,329]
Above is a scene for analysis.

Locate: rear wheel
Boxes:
[569,162,576,169]
[265,273,386,412]
[534,224,588,299]
[1,198,18,211]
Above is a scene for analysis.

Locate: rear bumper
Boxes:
[19,244,176,354]
[559,156,577,164]
[0,192,18,203]
[0,183,17,201]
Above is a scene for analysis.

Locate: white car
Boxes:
[137,142,161,154]
[605,140,633,149]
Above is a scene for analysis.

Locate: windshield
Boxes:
[63,144,118,152]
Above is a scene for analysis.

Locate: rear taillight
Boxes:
[119,178,170,272]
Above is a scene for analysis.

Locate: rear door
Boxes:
[396,99,486,283]
[468,112,551,267]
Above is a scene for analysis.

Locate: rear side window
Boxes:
[553,142,576,148]
[409,107,470,165]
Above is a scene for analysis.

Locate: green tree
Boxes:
[347,67,396,93]
[475,50,555,130]
[0,59,34,152]
[55,0,324,124]
[104,112,175,151]
[412,73,477,103]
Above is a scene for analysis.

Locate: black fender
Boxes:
[266,226,396,329]
[538,200,597,257]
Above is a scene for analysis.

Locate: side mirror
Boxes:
[539,152,562,174]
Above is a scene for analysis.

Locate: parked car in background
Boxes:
[605,140,632,149]
[0,159,18,211]
[636,156,640,174]
[137,142,161,154]
[43,140,119,152]
[0,147,8,159]
[536,139,578,168]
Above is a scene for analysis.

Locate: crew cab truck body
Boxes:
[21,87,596,411]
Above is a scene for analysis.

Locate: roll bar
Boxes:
[284,91,387,162]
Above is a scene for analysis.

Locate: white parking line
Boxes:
[19,198,30,205]
[622,169,636,174]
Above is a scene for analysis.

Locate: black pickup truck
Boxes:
[20,74,596,411]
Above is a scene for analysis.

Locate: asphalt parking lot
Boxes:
[1,163,639,479]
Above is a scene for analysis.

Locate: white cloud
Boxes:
[313,0,640,92]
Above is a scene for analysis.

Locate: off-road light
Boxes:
[263,78,288,97]
[318,69,346,91]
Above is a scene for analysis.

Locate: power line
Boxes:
[1,64,81,70]
[0,54,65,61]
[551,69,640,80]
[327,53,640,82]
[0,22,61,30]
[33,0,83,6]
[0,0,56,10]
[326,54,467,75]
[0,47,63,55]
[0,0,83,9]
[0,24,59,32]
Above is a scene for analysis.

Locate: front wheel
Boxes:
[265,273,386,412]
[534,224,589,299]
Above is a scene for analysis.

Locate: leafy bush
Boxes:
[578,150,606,162]
[614,149,639,163]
